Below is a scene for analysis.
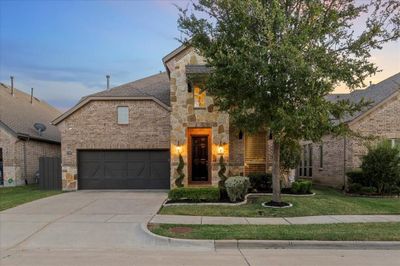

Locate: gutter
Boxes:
[17,133,60,145]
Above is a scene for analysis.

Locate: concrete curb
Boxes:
[142,223,400,250]
[140,223,214,250]
[216,240,400,250]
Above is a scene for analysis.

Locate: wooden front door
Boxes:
[191,136,209,182]
[188,128,211,184]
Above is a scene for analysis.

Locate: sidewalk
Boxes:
[150,214,400,225]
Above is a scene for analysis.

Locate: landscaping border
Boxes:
[163,192,316,207]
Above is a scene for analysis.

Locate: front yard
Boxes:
[149,222,400,241]
[159,187,400,217]
[0,185,61,211]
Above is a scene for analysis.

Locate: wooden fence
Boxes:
[39,157,61,190]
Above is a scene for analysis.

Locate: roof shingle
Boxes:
[0,83,61,143]
[327,72,400,122]
[87,72,170,106]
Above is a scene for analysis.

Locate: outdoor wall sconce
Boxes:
[176,141,182,154]
[218,141,224,155]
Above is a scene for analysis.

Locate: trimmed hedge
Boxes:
[168,187,220,202]
[248,173,272,192]
[291,180,312,194]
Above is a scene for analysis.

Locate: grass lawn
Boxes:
[159,187,400,217]
[149,222,400,241]
[0,185,61,211]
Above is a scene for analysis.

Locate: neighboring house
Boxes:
[0,82,61,186]
[53,45,399,191]
[298,73,400,188]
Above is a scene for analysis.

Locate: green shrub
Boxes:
[248,173,272,192]
[360,186,377,194]
[346,169,369,186]
[225,176,250,202]
[291,180,312,194]
[391,185,400,195]
[168,187,220,202]
[291,181,301,194]
[361,141,400,194]
[348,183,363,193]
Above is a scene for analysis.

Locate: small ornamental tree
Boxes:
[177,0,400,203]
[218,155,227,189]
[175,153,185,188]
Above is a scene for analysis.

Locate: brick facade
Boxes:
[0,126,60,186]
[57,100,170,190]
[310,92,400,188]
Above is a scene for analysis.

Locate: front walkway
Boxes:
[150,214,400,225]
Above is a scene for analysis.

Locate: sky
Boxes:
[1,0,399,111]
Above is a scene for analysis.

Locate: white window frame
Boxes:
[391,138,400,148]
[117,106,129,125]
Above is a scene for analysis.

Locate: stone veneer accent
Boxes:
[167,48,230,187]
[0,127,60,186]
[58,100,170,190]
[311,92,400,188]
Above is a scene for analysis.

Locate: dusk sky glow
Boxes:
[1,0,399,111]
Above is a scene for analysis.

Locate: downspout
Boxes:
[16,134,30,185]
[23,141,28,185]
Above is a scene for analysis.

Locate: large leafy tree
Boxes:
[177,0,400,203]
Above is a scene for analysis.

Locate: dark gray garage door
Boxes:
[78,150,170,189]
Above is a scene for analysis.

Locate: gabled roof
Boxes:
[53,72,170,125]
[327,72,400,123]
[86,72,170,106]
[0,83,61,143]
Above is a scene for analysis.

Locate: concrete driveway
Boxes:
[2,190,400,266]
[0,190,167,250]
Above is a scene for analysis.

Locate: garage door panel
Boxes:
[127,151,150,161]
[104,151,127,161]
[150,162,169,178]
[127,162,148,178]
[79,162,103,178]
[79,151,104,161]
[150,151,169,160]
[78,150,169,189]
[104,162,128,177]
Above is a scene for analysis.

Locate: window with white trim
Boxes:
[117,106,129,124]
[390,138,400,148]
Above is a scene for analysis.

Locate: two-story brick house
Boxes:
[53,45,399,191]
[54,45,272,190]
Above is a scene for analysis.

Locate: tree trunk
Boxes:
[272,139,281,203]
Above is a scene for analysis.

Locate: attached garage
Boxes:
[78,150,170,190]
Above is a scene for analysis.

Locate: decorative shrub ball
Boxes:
[225,176,250,202]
